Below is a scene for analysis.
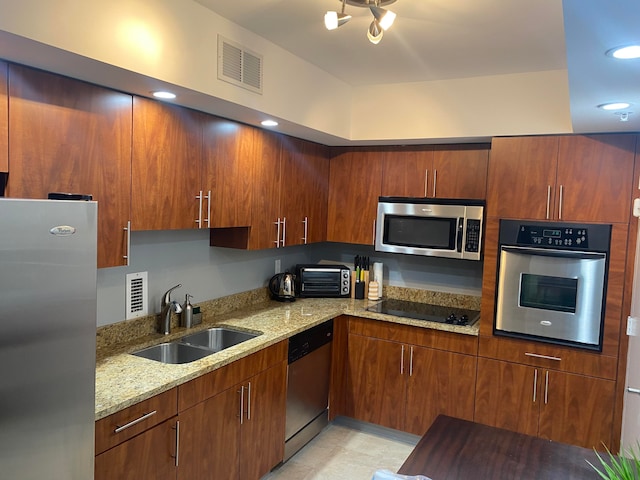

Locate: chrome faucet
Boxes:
[160,284,182,335]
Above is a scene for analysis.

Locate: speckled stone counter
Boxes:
[95,289,480,421]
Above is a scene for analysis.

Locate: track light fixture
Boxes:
[324,0,397,45]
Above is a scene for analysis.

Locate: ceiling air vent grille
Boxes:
[218,35,263,94]
[126,271,148,320]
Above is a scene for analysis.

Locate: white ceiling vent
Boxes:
[126,271,148,320]
[218,35,263,94]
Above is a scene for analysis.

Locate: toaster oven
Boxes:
[295,264,351,298]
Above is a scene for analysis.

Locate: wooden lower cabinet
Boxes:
[474,357,615,450]
[95,417,178,480]
[347,331,477,435]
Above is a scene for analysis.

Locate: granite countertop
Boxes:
[95,295,480,421]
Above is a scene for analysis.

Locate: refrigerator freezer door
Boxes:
[0,198,97,479]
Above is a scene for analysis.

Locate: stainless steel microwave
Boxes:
[375,197,484,260]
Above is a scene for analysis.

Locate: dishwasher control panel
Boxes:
[288,319,333,364]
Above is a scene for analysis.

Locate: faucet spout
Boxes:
[160,284,182,335]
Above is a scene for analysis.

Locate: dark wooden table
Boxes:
[398,415,602,479]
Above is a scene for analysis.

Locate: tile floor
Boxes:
[263,418,419,480]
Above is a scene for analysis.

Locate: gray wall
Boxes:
[96,231,483,327]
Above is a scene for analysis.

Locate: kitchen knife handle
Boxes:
[114,410,157,433]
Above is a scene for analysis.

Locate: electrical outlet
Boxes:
[275,259,281,274]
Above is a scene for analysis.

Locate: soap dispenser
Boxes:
[182,294,194,328]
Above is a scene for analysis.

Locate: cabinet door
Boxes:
[131,96,202,231]
[381,147,433,197]
[432,145,489,199]
[347,334,406,430]
[405,347,477,436]
[178,387,241,480]
[240,362,287,480]
[248,129,282,250]
[7,64,132,268]
[0,60,7,172]
[486,136,559,219]
[538,370,615,449]
[327,149,382,244]
[556,134,635,223]
[474,358,539,437]
[202,117,253,228]
[95,418,177,480]
[280,137,329,246]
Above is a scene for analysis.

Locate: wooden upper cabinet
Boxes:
[280,137,329,246]
[7,64,132,268]
[327,148,383,245]
[486,136,559,219]
[555,134,635,223]
[432,145,489,199]
[381,146,433,197]
[131,96,203,231]
[0,60,7,173]
[202,117,253,228]
[248,128,283,250]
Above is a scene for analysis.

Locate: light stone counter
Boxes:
[95,294,479,421]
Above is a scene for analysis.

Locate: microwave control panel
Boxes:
[464,219,482,252]
[516,225,590,248]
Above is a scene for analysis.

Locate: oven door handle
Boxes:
[501,245,606,260]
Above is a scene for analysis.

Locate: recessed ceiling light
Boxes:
[152,91,176,99]
[607,45,640,59]
[598,102,632,111]
[261,120,278,127]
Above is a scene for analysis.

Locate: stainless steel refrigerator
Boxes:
[0,198,97,479]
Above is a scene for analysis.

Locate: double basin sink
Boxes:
[132,327,261,364]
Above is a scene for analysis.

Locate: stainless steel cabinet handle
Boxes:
[546,185,551,219]
[433,169,437,198]
[274,218,281,247]
[246,382,252,421]
[173,420,180,467]
[400,345,405,375]
[302,216,308,244]
[628,387,640,395]
[281,217,286,247]
[123,220,131,266]
[424,170,428,197]
[196,191,203,227]
[238,386,244,425]
[114,410,157,433]
[544,371,549,405]
[558,185,564,219]
[533,369,538,403]
[525,352,561,362]
[205,190,211,228]
[409,346,414,377]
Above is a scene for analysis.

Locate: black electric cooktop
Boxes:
[366,299,480,326]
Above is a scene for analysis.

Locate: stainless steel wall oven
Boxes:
[494,219,611,351]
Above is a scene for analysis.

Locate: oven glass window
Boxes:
[519,273,578,313]
[383,215,456,250]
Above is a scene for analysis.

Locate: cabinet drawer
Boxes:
[348,316,478,355]
[95,388,177,455]
[478,335,617,380]
[178,340,287,411]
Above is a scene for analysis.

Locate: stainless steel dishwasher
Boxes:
[284,319,333,461]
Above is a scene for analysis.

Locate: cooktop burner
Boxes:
[366,299,480,326]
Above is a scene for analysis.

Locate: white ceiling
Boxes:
[194,0,640,135]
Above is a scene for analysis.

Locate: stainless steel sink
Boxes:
[132,342,214,364]
[180,327,261,352]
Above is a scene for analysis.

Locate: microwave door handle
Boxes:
[457,218,464,252]
[501,245,606,260]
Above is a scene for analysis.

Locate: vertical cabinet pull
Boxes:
[172,420,180,467]
[204,190,211,228]
[400,345,405,375]
[544,371,549,405]
[546,185,551,219]
[532,369,538,403]
[409,346,414,376]
[424,170,429,197]
[246,382,252,421]
[196,191,203,227]
[558,185,564,219]
[238,386,245,425]
[274,218,281,247]
[281,217,287,247]
[123,221,131,266]
[302,217,308,244]
[432,169,437,198]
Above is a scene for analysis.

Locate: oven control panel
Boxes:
[516,225,589,248]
